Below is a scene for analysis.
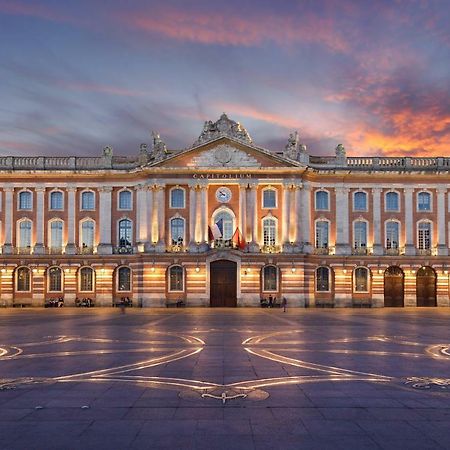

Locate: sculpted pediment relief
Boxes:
[187,144,261,168]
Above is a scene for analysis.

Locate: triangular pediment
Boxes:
[148,137,300,170]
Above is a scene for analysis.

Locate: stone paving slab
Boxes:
[1,308,450,448]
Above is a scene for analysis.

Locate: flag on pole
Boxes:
[232,228,246,250]
[210,219,223,239]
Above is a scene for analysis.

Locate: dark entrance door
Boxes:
[416,266,437,307]
[210,260,237,307]
[384,266,404,307]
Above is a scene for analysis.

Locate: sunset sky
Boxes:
[1,0,450,157]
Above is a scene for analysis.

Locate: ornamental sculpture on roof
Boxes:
[283,131,307,161]
[193,113,253,146]
[151,131,168,161]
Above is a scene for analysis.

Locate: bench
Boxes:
[13,302,32,308]
[166,300,185,308]
[315,301,335,308]
[352,299,372,308]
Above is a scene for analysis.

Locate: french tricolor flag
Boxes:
[210,218,223,239]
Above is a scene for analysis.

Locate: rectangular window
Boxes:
[315,221,329,248]
[315,191,329,210]
[418,223,431,250]
[263,190,276,208]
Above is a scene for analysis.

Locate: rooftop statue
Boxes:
[283,131,307,161]
[151,131,168,161]
[335,143,346,157]
[193,113,252,146]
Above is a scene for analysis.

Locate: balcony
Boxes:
[314,246,330,255]
[113,245,134,255]
[46,247,64,255]
[417,248,432,256]
[385,247,399,256]
[168,238,186,253]
[212,239,234,249]
[78,245,94,255]
[14,246,32,255]
[352,247,368,256]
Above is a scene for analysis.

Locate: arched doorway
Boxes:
[384,266,404,307]
[210,260,237,307]
[416,266,437,307]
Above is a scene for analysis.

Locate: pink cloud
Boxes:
[0,0,70,23]
[115,7,348,52]
[56,81,148,97]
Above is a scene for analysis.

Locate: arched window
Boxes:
[418,222,431,250]
[263,189,277,208]
[79,267,94,292]
[315,191,329,210]
[316,267,330,292]
[18,191,32,210]
[18,220,32,249]
[81,191,95,210]
[418,191,431,211]
[16,267,30,292]
[353,191,367,211]
[170,188,185,208]
[48,267,62,292]
[117,266,131,291]
[262,218,277,246]
[170,218,185,245]
[50,191,63,210]
[385,192,399,211]
[354,267,369,292]
[315,220,329,249]
[118,219,132,247]
[263,265,278,292]
[49,220,63,250]
[353,221,367,249]
[169,265,184,292]
[213,211,234,240]
[81,220,95,250]
[118,190,132,210]
[385,221,399,249]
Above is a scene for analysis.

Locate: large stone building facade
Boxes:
[1,114,449,307]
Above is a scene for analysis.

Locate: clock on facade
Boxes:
[215,186,232,203]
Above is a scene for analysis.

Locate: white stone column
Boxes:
[3,188,13,254]
[281,182,291,248]
[146,184,155,251]
[238,181,247,242]
[135,184,148,252]
[188,182,197,250]
[65,186,77,255]
[299,183,312,253]
[437,187,447,255]
[34,186,45,254]
[404,187,414,255]
[195,186,202,244]
[155,183,166,252]
[335,187,350,255]
[200,183,209,246]
[372,188,382,255]
[290,183,301,250]
[98,187,113,255]
[249,182,259,251]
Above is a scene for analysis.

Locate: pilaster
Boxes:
[65,186,77,255]
[404,188,415,256]
[372,188,383,256]
[335,187,350,255]
[34,187,45,255]
[97,186,113,255]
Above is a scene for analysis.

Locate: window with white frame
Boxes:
[16,267,30,292]
[315,191,329,210]
[214,210,234,240]
[81,191,95,210]
[385,221,399,249]
[353,221,367,249]
[263,189,276,208]
[170,188,185,208]
[81,220,95,249]
[385,192,399,211]
[50,220,63,250]
[118,190,132,210]
[18,220,32,248]
[353,191,367,211]
[18,191,32,210]
[118,219,132,247]
[79,267,94,292]
[48,267,62,292]
[418,191,431,211]
[263,265,278,291]
[418,222,431,250]
[50,191,63,210]
[316,267,330,291]
[263,218,276,246]
[170,217,185,245]
[169,265,184,291]
[354,267,369,292]
[117,266,131,291]
[315,220,329,248]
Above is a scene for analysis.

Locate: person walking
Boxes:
[282,296,287,312]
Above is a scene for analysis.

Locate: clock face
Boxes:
[216,187,232,203]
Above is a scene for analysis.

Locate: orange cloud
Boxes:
[0,0,71,23]
[116,8,348,52]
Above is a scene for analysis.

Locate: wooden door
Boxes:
[210,260,237,307]
[384,266,404,307]
[416,267,437,307]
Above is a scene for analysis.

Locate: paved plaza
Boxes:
[1,308,450,449]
